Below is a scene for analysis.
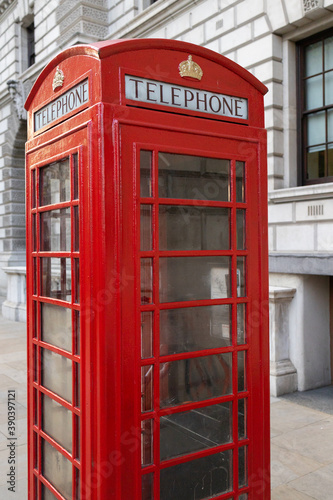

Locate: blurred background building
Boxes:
[1,0,333,396]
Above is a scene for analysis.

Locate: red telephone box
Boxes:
[25,39,269,500]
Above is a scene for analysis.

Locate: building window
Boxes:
[27,23,35,67]
[298,29,333,184]
[141,0,159,10]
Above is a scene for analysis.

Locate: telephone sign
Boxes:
[25,39,270,500]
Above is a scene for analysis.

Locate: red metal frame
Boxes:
[25,39,269,500]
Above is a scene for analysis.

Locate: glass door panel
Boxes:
[137,139,249,500]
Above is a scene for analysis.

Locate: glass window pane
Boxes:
[160,305,232,355]
[160,353,232,408]
[328,110,333,143]
[160,450,232,500]
[32,214,37,252]
[42,349,72,403]
[305,41,322,77]
[142,473,154,500]
[237,257,246,298]
[324,36,333,71]
[305,75,323,110]
[141,151,153,197]
[141,258,153,305]
[74,311,80,356]
[73,153,79,200]
[73,206,79,252]
[238,351,247,393]
[328,144,333,176]
[236,210,246,250]
[160,402,232,461]
[325,71,333,106]
[74,259,80,304]
[40,159,70,206]
[307,112,326,146]
[42,439,72,499]
[41,303,72,351]
[236,161,245,203]
[159,206,230,251]
[159,153,230,201]
[42,394,72,453]
[141,205,153,251]
[238,398,247,440]
[32,169,36,208]
[237,304,246,345]
[41,258,71,301]
[160,257,231,303]
[42,484,58,499]
[75,363,80,408]
[141,419,154,466]
[40,209,71,252]
[307,146,325,179]
[75,415,80,460]
[238,446,248,488]
[142,365,153,412]
[141,311,153,359]
[239,494,248,500]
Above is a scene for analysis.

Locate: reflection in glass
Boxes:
[42,349,72,402]
[305,41,322,77]
[142,365,153,412]
[42,394,72,453]
[325,36,333,70]
[328,110,333,142]
[75,468,80,500]
[40,209,71,252]
[40,159,70,206]
[160,353,232,408]
[74,259,80,304]
[32,169,36,208]
[159,206,230,251]
[237,304,246,345]
[239,494,248,500]
[141,258,153,305]
[307,146,325,179]
[75,363,80,408]
[238,399,247,440]
[237,257,246,297]
[160,305,232,355]
[238,351,247,393]
[74,311,80,355]
[73,153,79,200]
[236,161,245,203]
[33,259,37,295]
[42,439,72,499]
[236,210,246,250]
[41,303,72,351]
[42,484,58,499]
[141,420,154,466]
[325,71,333,106]
[160,450,232,500]
[328,145,333,176]
[141,205,153,251]
[307,112,325,146]
[305,75,323,110]
[142,473,154,500]
[73,206,79,251]
[32,214,37,251]
[141,311,153,359]
[41,258,71,301]
[160,257,231,303]
[141,151,153,197]
[158,153,230,201]
[75,415,80,460]
[239,446,248,488]
[160,402,232,461]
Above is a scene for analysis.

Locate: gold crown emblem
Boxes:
[52,67,64,91]
[179,55,203,81]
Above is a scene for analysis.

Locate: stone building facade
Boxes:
[1,0,333,395]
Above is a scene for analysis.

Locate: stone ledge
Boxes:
[269,253,333,275]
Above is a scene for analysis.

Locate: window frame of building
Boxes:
[140,0,160,11]
[297,28,333,186]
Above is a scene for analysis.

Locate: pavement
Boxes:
[0,313,333,499]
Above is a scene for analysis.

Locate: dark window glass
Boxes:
[298,30,333,184]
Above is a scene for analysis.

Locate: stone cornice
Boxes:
[107,0,195,39]
[0,0,15,16]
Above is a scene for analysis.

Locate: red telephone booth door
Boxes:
[119,123,269,499]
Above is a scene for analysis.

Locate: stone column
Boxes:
[2,266,26,322]
[269,286,297,396]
